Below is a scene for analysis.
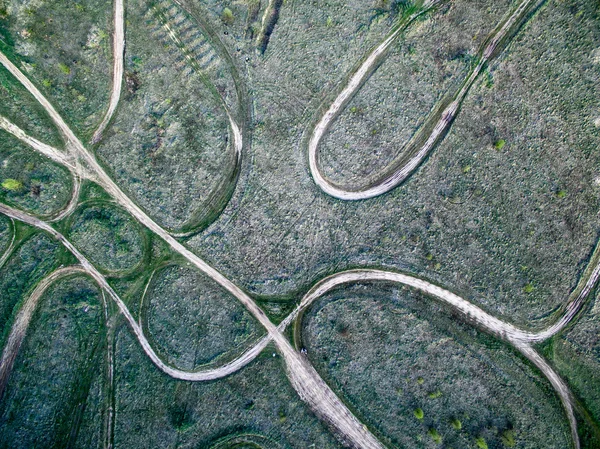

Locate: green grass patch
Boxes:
[476,436,489,449]
[523,282,535,293]
[1,178,23,190]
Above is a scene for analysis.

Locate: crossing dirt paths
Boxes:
[0,0,587,447]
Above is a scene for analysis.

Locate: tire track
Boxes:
[91,0,125,144]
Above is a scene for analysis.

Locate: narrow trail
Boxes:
[0,218,16,269]
[103,319,116,449]
[308,0,542,200]
[255,0,283,53]
[91,0,125,144]
[0,116,78,172]
[517,344,580,449]
[0,265,87,400]
[48,172,82,222]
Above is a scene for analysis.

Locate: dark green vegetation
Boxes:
[0,213,11,253]
[144,264,264,370]
[0,65,63,147]
[68,203,145,273]
[0,275,105,448]
[113,330,341,449]
[0,131,72,217]
[0,232,62,346]
[0,0,599,447]
[301,285,571,448]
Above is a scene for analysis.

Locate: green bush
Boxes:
[451,418,462,430]
[475,436,488,449]
[501,429,516,447]
[221,7,234,25]
[58,63,71,74]
[428,428,442,444]
[428,390,442,399]
[413,408,424,420]
[1,178,23,191]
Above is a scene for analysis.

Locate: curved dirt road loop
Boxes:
[291,264,600,345]
[0,265,87,400]
[91,0,125,145]
[289,269,583,449]
[0,204,385,448]
[308,0,542,200]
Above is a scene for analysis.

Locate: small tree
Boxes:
[221,7,234,25]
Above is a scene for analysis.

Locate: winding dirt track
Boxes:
[308,0,542,200]
[517,343,579,449]
[0,0,587,447]
[1,195,588,448]
[1,32,388,447]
